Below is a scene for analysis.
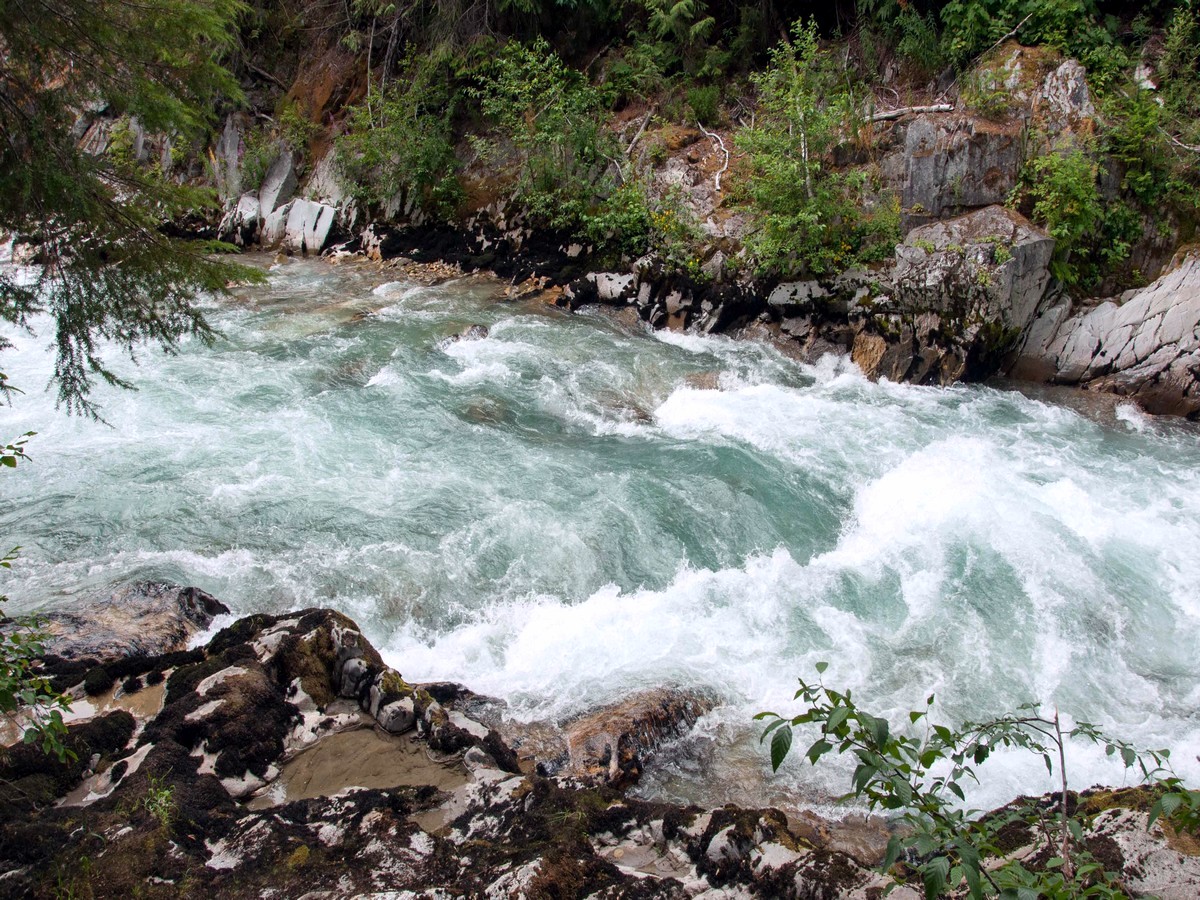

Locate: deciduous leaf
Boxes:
[770,724,792,771]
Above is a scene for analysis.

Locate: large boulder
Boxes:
[893,205,1055,331]
[1012,249,1200,417]
[284,199,337,254]
[260,198,338,254]
[850,205,1054,384]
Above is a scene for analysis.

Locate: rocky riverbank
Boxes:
[2,585,1197,898]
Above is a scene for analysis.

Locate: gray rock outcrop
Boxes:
[260,198,338,254]
[217,193,260,247]
[879,113,1025,226]
[257,150,298,217]
[1012,249,1200,417]
[851,205,1054,383]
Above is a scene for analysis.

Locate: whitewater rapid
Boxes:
[2,255,1198,814]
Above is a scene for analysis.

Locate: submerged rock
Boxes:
[40,582,228,662]
[439,323,490,349]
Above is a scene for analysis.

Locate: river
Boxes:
[2,255,1198,813]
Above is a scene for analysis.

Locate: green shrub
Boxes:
[0,436,72,764]
[239,125,276,190]
[939,0,1124,82]
[1020,147,1105,285]
[648,185,707,278]
[585,181,652,260]
[736,19,900,278]
[759,663,1187,899]
[335,55,463,220]
[469,38,618,236]
[686,84,720,126]
[278,100,320,154]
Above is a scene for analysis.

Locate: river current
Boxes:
[2,256,1198,813]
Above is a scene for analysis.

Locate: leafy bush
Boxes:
[686,84,720,126]
[335,56,463,220]
[278,100,320,154]
[759,663,1189,899]
[1160,3,1200,119]
[940,0,1124,80]
[1019,147,1108,286]
[736,19,900,278]
[584,181,652,260]
[647,185,707,278]
[239,125,277,191]
[470,38,629,243]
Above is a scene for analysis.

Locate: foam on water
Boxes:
[3,256,1198,813]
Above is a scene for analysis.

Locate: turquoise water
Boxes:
[2,255,1198,811]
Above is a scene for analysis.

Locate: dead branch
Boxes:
[868,103,955,122]
[698,122,730,194]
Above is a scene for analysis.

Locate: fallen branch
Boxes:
[1161,128,1200,154]
[868,103,954,122]
[697,122,730,194]
[246,62,288,92]
[626,108,655,157]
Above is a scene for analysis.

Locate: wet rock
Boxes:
[489,688,716,789]
[1012,249,1200,417]
[443,324,490,345]
[40,582,228,663]
[7,602,1199,899]
[588,272,638,303]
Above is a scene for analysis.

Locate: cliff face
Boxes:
[5,587,1199,898]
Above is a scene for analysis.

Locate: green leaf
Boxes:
[881,835,902,873]
[806,738,833,765]
[1068,818,1084,842]
[827,706,850,732]
[759,718,787,742]
[770,725,793,772]
[922,855,949,900]
[870,716,890,749]
[963,858,982,900]
[1148,793,1183,829]
[815,661,829,675]
[1121,746,1137,767]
